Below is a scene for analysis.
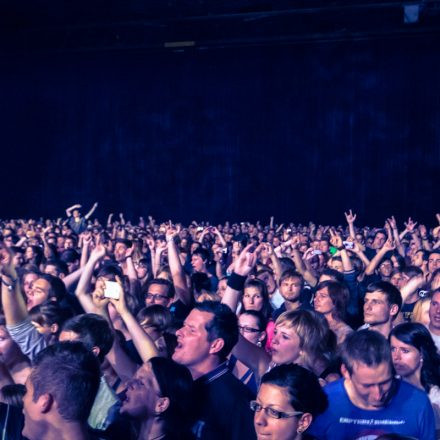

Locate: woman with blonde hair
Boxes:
[412,297,431,327]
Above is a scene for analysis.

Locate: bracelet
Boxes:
[421,236,428,240]
[2,277,17,291]
[227,272,247,291]
[337,246,345,251]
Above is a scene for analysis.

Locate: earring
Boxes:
[257,341,262,348]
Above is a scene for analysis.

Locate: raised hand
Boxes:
[344,209,357,224]
[329,229,343,249]
[404,217,417,233]
[234,244,258,277]
[382,238,396,252]
[108,276,128,315]
[90,243,106,260]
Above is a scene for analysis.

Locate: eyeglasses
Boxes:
[238,325,261,334]
[145,293,169,302]
[250,401,303,419]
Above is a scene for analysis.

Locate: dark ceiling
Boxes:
[0,0,439,53]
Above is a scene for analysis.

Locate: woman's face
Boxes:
[313,287,334,316]
[243,287,264,312]
[239,314,265,346]
[271,324,301,365]
[120,362,162,419]
[254,383,305,440]
[390,336,422,379]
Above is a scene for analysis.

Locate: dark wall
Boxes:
[1,36,439,226]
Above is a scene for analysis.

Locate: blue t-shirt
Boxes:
[308,378,435,440]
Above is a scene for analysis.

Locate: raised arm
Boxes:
[387,216,405,257]
[109,285,159,363]
[329,229,353,272]
[221,245,271,381]
[344,210,357,241]
[84,202,98,220]
[1,254,27,325]
[364,239,395,276]
[166,226,191,306]
[266,243,283,283]
[75,244,106,313]
[65,203,81,218]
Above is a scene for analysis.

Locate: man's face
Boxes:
[145,283,171,308]
[27,278,51,310]
[411,250,425,268]
[343,361,393,409]
[64,238,75,250]
[173,309,214,372]
[319,240,330,253]
[428,253,440,273]
[378,260,393,278]
[114,242,128,263]
[191,254,206,272]
[373,232,387,250]
[256,271,276,295]
[429,291,440,332]
[363,291,394,326]
[279,277,302,302]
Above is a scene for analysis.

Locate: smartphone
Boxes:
[312,250,322,255]
[104,281,121,300]
[343,241,354,250]
[197,226,204,232]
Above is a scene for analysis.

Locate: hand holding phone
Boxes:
[104,281,122,300]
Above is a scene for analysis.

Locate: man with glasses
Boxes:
[308,330,435,439]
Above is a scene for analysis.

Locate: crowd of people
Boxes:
[0,203,440,439]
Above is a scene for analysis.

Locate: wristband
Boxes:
[2,277,17,291]
[227,272,247,291]
[337,246,344,251]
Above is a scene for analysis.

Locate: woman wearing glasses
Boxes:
[251,364,328,439]
[228,310,267,393]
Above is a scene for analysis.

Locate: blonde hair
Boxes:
[275,309,335,370]
[412,298,431,325]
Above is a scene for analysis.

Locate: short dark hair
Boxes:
[60,249,80,264]
[145,278,175,299]
[341,330,391,375]
[30,342,100,422]
[366,281,402,311]
[261,364,328,417]
[194,301,238,360]
[44,260,68,276]
[192,247,210,262]
[61,313,114,362]
[320,268,344,284]
[37,273,68,303]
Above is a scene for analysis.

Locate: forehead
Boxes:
[365,290,387,302]
[239,314,258,326]
[185,309,213,329]
[431,292,440,303]
[148,283,169,295]
[281,276,301,283]
[59,330,80,342]
[33,278,51,291]
[351,361,391,383]
[258,383,292,408]
[245,286,262,295]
